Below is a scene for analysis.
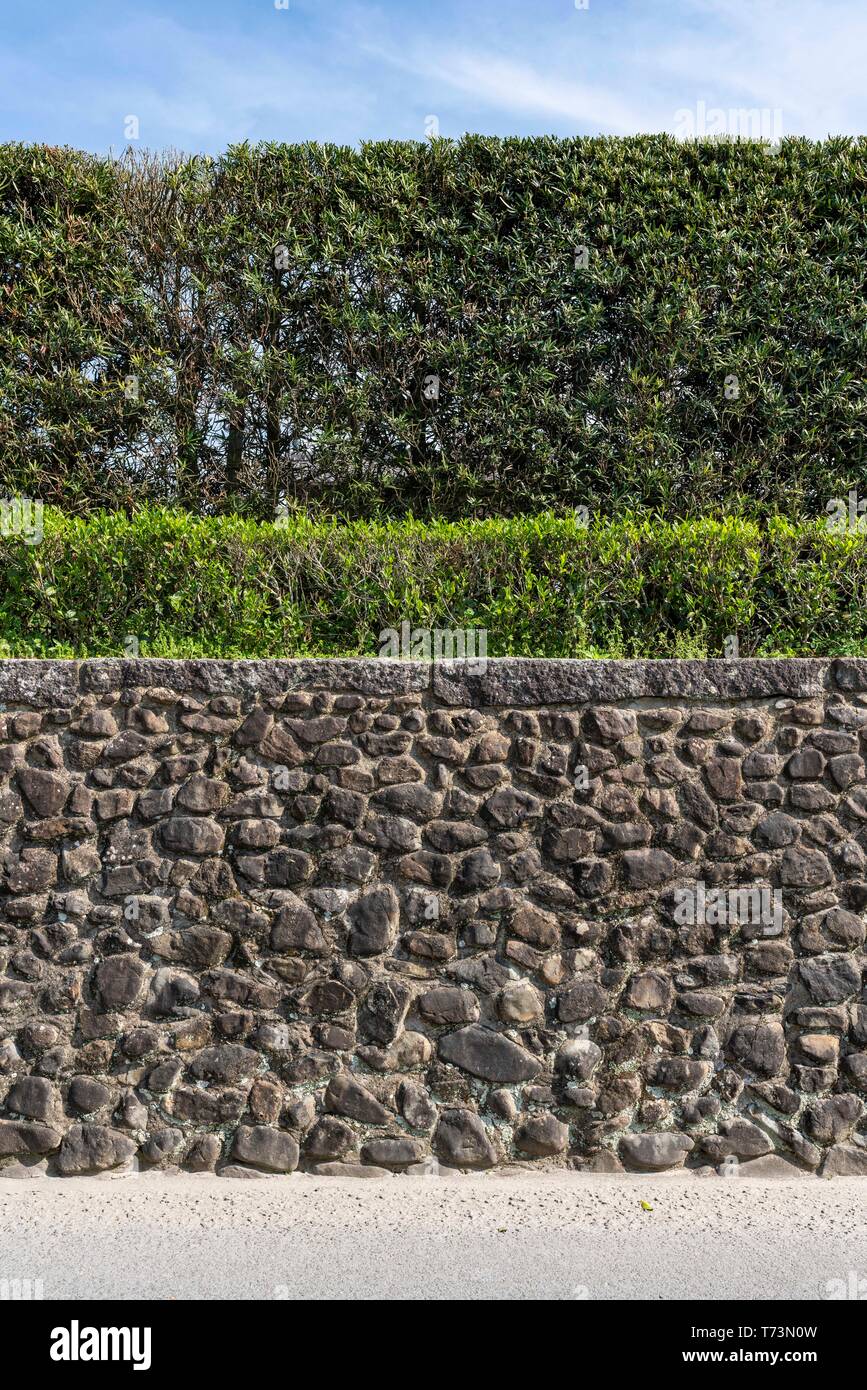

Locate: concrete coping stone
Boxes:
[0,657,860,708]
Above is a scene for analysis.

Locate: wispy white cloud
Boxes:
[656,0,867,132]
[1,0,866,151]
[0,9,382,151]
[100,14,381,147]
[366,0,867,139]
[371,48,658,134]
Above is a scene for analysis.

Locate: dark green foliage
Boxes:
[3,508,867,658]
[0,146,144,505]
[2,136,867,519]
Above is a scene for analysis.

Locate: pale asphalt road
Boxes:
[1,1171,865,1301]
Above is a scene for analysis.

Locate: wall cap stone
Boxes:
[0,657,846,707]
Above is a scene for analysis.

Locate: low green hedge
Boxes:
[0,508,865,658]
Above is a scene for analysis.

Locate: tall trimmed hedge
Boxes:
[3,509,867,658]
[2,137,867,519]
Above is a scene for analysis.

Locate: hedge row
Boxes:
[2,509,867,658]
[2,138,867,519]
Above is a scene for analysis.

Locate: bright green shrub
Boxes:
[2,509,867,658]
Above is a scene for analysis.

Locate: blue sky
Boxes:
[1,0,864,152]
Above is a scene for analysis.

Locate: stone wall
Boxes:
[4,657,867,1178]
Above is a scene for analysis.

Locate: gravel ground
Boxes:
[2,1169,866,1301]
